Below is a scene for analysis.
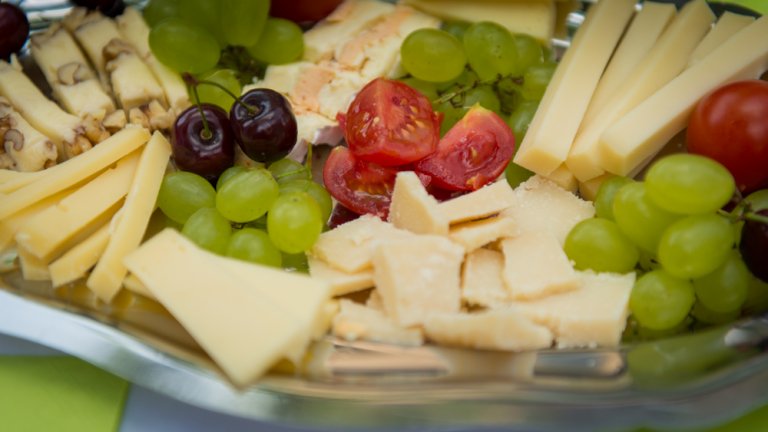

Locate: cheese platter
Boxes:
[1,0,768,430]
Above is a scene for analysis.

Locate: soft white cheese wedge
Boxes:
[461,248,511,308]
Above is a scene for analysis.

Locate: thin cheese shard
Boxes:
[332,299,424,346]
[0,127,150,220]
[308,256,374,297]
[124,229,306,387]
[687,12,755,67]
[15,149,140,261]
[449,216,518,252]
[599,15,768,176]
[49,222,110,287]
[512,0,636,176]
[502,175,594,246]
[310,215,412,273]
[17,245,50,281]
[461,248,510,308]
[0,188,73,251]
[438,180,517,224]
[500,233,580,300]
[423,310,553,351]
[389,171,448,235]
[372,235,464,327]
[510,271,635,348]
[87,131,170,302]
[566,0,714,182]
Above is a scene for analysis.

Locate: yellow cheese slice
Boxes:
[566,0,714,182]
[579,2,676,128]
[49,222,110,288]
[688,11,755,67]
[122,272,155,299]
[511,0,636,176]
[0,127,150,220]
[449,216,518,253]
[0,188,73,252]
[577,173,615,202]
[17,244,50,281]
[87,131,170,302]
[599,15,768,176]
[0,166,47,194]
[124,229,307,387]
[389,171,448,235]
[15,149,140,261]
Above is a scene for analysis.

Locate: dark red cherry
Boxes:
[70,0,125,17]
[0,4,29,60]
[741,209,768,283]
[230,89,297,164]
[172,104,235,183]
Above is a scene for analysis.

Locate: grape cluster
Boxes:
[144,0,304,88]
[397,21,555,187]
[157,159,332,271]
[564,154,768,337]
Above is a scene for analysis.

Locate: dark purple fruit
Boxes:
[0,3,29,60]
[327,204,360,229]
[741,209,768,283]
[230,89,297,164]
[70,0,125,17]
[172,104,235,183]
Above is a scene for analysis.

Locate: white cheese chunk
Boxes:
[500,233,580,300]
[510,271,634,348]
[512,0,636,176]
[449,216,518,253]
[124,229,308,387]
[372,235,464,327]
[310,215,412,273]
[502,175,594,246]
[332,299,424,346]
[423,310,553,352]
[308,255,374,297]
[438,180,517,224]
[389,171,448,235]
[461,248,510,308]
[599,15,768,176]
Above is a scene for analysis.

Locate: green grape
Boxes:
[182,0,226,47]
[564,218,639,273]
[157,171,216,224]
[504,163,533,189]
[630,270,695,330]
[496,75,521,115]
[637,250,661,272]
[513,33,544,73]
[246,18,304,65]
[441,20,470,41]
[744,189,768,212]
[635,317,691,340]
[279,179,333,225]
[182,207,232,254]
[691,301,740,325]
[506,100,538,142]
[196,69,241,112]
[216,168,279,223]
[463,85,501,114]
[463,21,518,81]
[225,227,282,267]
[693,251,749,313]
[149,18,220,74]
[267,158,310,184]
[645,154,736,215]
[433,100,467,136]
[743,274,768,315]
[219,0,269,47]
[216,165,248,190]
[282,252,309,273]
[521,62,556,101]
[613,182,680,253]
[267,192,323,254]
[594,176,633,221]
[401,28,466,83]
[658,214,735,279]
[143,0,183,27]
[398,77,439,100]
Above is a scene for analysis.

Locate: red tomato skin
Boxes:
[322,146,400,219]
[344,78,441,167]
[687,80,768,193]
[270,0,343,24]
[414,105,515,191]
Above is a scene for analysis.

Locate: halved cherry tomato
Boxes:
[414,105,514,191]
[687,80,768,193]
[343,78,441,166]
[323,146,400,219]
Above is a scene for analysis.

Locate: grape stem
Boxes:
[432,75,503,106]
[718,203,768,225]
[182,73,260,115]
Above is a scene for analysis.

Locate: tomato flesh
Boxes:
[322,146,400,219]
[414,105,514,191]
[687,80,768,193]
[343,78,440,166]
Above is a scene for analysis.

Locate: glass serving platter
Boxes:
[2,1,768,430]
